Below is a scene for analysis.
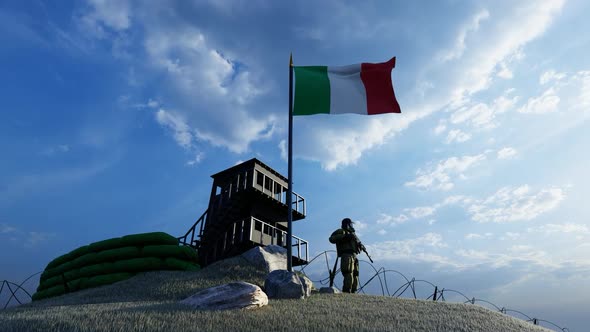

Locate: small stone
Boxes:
[319,287,340,294]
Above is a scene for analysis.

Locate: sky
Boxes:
[1,0,589,330]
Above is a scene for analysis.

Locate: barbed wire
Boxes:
[298,250,570,332]
[1,253,572,331]
[0,271,41,309]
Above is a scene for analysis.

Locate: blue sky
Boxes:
[1,0,589,329]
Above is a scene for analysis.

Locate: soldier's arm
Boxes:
[329,229,345,243]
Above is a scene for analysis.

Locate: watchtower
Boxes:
[178,158,308,267]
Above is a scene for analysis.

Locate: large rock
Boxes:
[180,282,268,310]
[264,269,309,299]
[241,245,287,273]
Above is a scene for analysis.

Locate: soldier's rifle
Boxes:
[353,234,374,263]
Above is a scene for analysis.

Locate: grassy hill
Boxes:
[0,255,551,332]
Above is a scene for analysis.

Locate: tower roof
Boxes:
[210,158,288,182]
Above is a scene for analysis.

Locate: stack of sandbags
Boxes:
[33,232,199,301]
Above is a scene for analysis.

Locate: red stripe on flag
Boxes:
[360,57,401,115]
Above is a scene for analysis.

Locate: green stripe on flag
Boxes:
[293,66,330,115]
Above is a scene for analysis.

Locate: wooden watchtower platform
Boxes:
[178,158,308,267]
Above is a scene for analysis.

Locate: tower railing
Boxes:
[253,170,306,215]
[177,210,208,248]
[249,217,308,263]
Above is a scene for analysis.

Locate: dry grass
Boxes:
[0,256,552,332]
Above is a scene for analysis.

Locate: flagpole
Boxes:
[287,53,294,272]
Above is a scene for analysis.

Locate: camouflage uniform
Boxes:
[329,226,360,293]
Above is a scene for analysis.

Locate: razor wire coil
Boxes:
[297,250,570,332]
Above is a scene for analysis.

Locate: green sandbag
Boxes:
[141,245,197,262]
[69,245,91,260]
[32,291,44,301]
[46,252,73,270]
[180,245,199,262]
[79,277,90,290]
[96,246,141,262]
[84,272,133,289]
[70,252,100,269]
[163,257,200,271]
[40,270,52,283]
[89,237,123,252]
[33,284,66,301]
[80,263,108,278]
[66,278,83,292]
[44,261,74,280]
[64,268,82,281]
[98,262,117,274]
[113,257,163,272]
[37,274,66,291]
[120,232,178,247]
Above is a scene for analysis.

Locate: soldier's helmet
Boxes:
[341,218,354,228]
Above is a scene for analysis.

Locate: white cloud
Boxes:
[376,213,409,226]
[278,140,287,161]
[42,144,70,156]
[404,206,437,219]
[455,247,555,269]
[354,220,369,231]
[497,62,513,79]
[449,93,519,130]
[575,71,590,107]
[433,121,447,135]
[0,223,17,234]
[133,17,276,154]
[368,233,448,263]
[405,153,487,191]
[540,69,566,85]
[493,94,519,113]
[497,147,518,159]
[465,233,483,240]
[445,0,564,104]
[445,129,471,144]
[468,185,566,223]
[293,112,422,171]
[529,223,590,235]
[518,87,560,114]
[501,232,521,240]
[0,224,55,247]
[186,152,205,166]
[155,109,193,149]
[438,10,490,62]
[465,232,493,240]
[78,0,131,38]
[144,28,265,103]
[377,229,387,236]
[26,231,55,247]
[132,99,160,110]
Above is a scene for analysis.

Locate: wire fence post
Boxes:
[433,286,438,301]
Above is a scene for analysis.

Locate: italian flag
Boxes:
[293,57,401,116]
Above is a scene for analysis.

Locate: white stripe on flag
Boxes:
[328,64,367,115]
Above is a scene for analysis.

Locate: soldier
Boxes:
[329,218,360,293]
